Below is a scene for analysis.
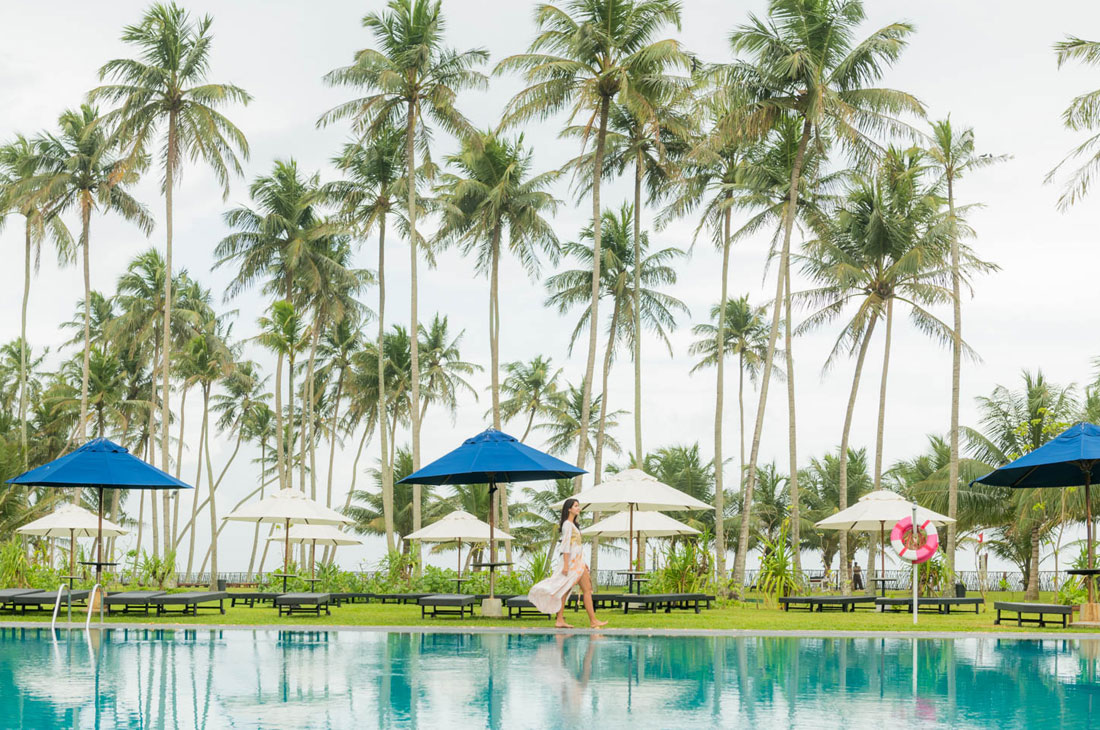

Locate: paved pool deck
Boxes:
[2,620,1098,641]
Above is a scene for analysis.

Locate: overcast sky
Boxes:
[3,0,1098,575]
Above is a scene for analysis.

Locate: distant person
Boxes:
[853,562,864,590]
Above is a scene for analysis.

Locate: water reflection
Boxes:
[2,628,1100,728]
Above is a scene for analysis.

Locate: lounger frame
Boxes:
[275,593,332,616]
[993,602,1071,628]
[419,594,476,619]
[151,592,228,616]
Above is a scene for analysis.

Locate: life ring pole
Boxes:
[911,502,918,625]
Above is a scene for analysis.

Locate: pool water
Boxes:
[2,628,1099,728]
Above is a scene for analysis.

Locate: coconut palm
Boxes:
[924,117,1005,578]
[254,301,308,492]
[1048,36,1100,208]
[497,0,690,487]
[321,1,489,552]
[328,127,405,549]
[91,4,251,539]
[0,136,72,468]
[799,447,872,570]
[498,356,565,442]
[34,104,154,443]
[727,0,922,589]
[690,296,777,482]
[537,384,623,460]
[347,448,444,550]
[547,203,686,485]
[416,314,481,425]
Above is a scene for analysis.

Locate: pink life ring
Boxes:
[890,516,938,564]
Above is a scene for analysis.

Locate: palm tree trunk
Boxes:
[591,298,621,586]
[837,315,879,592]
[327,370,344,510]
[406,100,423,550]
[161,111,177,559]
[288,352,296,491]
[273,352,286,491]
[148,343,159,559]
[713,206,731,582]
[185,386,207,574]
[378,213,395,554]
[947,174,961,581]
[247,439,267,578]
[172,385,189,549]
[739,353,745,475]
[1026,525,1040,601]
[488,226,513,569]
[79,200,92,444]
[784,255,801,573]
[19,218,31,470]
[574,94,611,492]
[329,423,370,564]
[733,117,812,590]
[632,158,643,467]
[204,386,219,590]
[873,298,894,490]
[303,317,321,500]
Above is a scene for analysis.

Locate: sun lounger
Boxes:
[229,592,279,608]
[150,591,228,616]
[621,593,715,614]
[376,593,432,605]
[993,602,1072,628]
[104,591,168,615]
[275,593,331,616]
[505,597,549,619]
[7,589,89,613]
[0,589,44,611]
[778,595,877,612]
[330,592,372,606]
[419,594,477,618]
[473,594,517,602]
[876,597,983,614]
[567,593,622,611]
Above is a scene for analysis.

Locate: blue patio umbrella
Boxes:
[972,422,1100,603]
[400,428,585,597]
[8,437,191,583]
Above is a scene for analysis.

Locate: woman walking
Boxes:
[528,498,608,629]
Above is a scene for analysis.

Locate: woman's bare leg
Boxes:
[579,569,607,627]
[555,593,572,628]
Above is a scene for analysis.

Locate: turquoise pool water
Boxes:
[1,628,1098,728]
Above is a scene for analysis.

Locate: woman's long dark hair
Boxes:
[559,498,578,529]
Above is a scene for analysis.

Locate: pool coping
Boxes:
[2,621,1098,641]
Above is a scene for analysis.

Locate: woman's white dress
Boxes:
[528,520,587,614]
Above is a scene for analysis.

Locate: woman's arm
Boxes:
[560,522,573,574]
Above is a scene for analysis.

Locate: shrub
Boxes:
[1057,578,1088,606]
[756,522,802,607]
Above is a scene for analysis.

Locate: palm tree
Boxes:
[328,128,405,554]
[925,117,1005,580]
[34,104,153,443]
[498,356,564,442]
[799,447,872,570]
[546,203,686,482]
[1049,36,1100,208]
[91,3,251,552]
[0,136,72,468]
[497,0,689,488]
[254,301,308,492]
[321,0,489,547]
[537,384,623,461]
[416,314,481,424]
[347,448,443,550]
[690,296,776,482]
[727,0,922,590]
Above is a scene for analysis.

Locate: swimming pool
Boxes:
[1,627,1098,728]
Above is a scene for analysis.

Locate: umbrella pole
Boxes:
[312,538,317,581]
[457,539,462,578]
[489,477,497,599]
[1088,475,1095,605]
[70,527,76,579]
[284,517,291,593]
[880,521,886,598]
[97,486,104,586]
[629,504,635,572]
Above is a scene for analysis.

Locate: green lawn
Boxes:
[6,590,1096,633]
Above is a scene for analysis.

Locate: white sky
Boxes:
[2,0,1098,576]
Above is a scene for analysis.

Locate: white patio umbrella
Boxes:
[404,510,515,576]
[18,503,128,577]
[267,524,361,579]
[554,469,710,569]
[815,490,955,587]
[585,510,700,539]
[225,488,351,587]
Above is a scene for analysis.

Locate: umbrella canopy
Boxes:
[7,438,190,583]
[973,422,1100,608]
[585,510,699,538]
[224,488,353,525]
[399,429,585,485]
[17,503,128,539]
[8,437,190,490]
[815,490,955,532]
[404,510,516,543]
[555,469,712,512]
[399,429,584,599]
[266,524,361,547]
[225,488,352,586]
